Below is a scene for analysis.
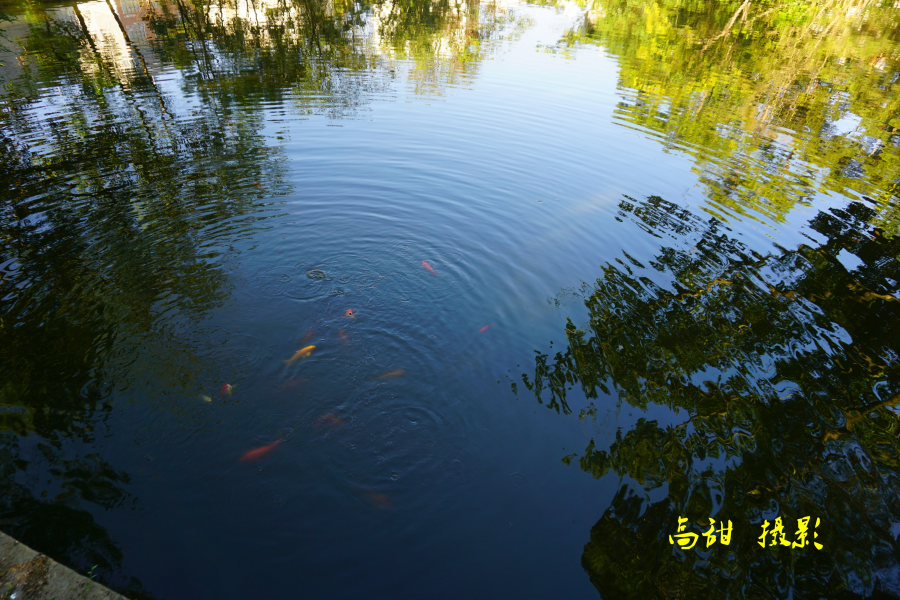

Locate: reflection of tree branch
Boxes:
[69,3,160,141]
[102,0,175,122]
[701,0,750,51]
[823,392,900,442]
[170,0,225,123]
[298,0,323,54]
[696,0,879,136]
[765,245,899,304]
[648,276,734,310]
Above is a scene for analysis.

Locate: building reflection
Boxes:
[3,0,524,93]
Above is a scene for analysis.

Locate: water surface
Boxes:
[1,0,899,597]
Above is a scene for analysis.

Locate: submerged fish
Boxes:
[220,384,235,397]
[349,484,392,508]
[421,261,438,276]
[478,323,493,332]
[239,439,281,462]
[316,413,344,428]
[364,491,392,508]
[338,329,349,344]
[301,330,315,344]
[378,369,406,379]
[284,345,315,365]
[200,394,213,403]
[278,378,308,391]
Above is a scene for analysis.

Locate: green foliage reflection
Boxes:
[0,0,290,592]
[0,0,521,591]
[544,0,900,230]
[522,195,900,598]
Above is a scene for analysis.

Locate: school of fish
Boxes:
[221,259,498,508]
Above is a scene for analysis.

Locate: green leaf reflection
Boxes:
[538,0,900,231]
[524,195,900,598]
[0,0,524,593]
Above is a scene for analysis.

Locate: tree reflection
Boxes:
[0,0,522,592]
[522,195,900,598]
[0,435,157,598]
[0,0,290,594]
[543,0,900,230]
[138,0,520,108]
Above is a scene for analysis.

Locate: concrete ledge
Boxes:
[0,531,129,600]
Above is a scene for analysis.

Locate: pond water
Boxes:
[1,0,899,598]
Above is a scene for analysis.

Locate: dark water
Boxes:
[1,0,899,598]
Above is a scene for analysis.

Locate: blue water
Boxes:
[2,0,899,597]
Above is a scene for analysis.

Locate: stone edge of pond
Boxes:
[0,530,129,600]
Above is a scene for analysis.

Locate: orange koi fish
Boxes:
[284,345,315,364]
[220,383,235,397]
[239,439,281,462]
[378,369,406,379]
[344,309,354,318]
[478,323,493,332]
[421,261,438,276]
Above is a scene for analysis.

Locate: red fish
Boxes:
[220,383,235,397]
[338,329,349,345]
[479,323,493,332]
[421,261,438,276]
[239,439,281,462]
[344,309,354,318]
[301,330,315,344]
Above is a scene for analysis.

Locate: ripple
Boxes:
[442,437,486,484]
[317,389,470,496]
[393,239,423,256]
[245,267,294,299]
[407,272,465,313]
[353,270,390,291]
[207,332,268,373]
[440,250,465,267]
[391,404,442,432]
[282,276,334,301]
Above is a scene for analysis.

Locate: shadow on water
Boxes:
[518,194,900,598]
